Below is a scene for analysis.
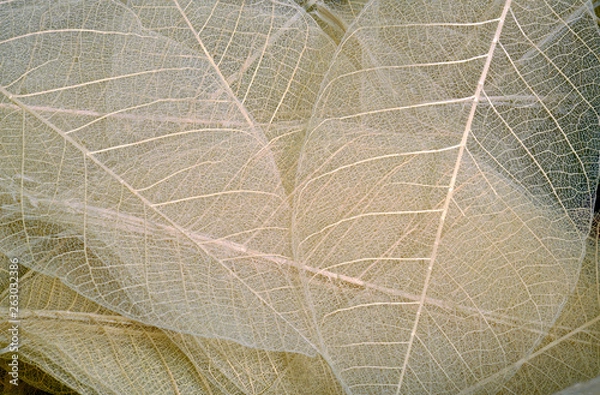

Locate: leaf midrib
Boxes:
[395,1,514,393]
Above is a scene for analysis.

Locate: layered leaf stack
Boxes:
[1,0,599,394]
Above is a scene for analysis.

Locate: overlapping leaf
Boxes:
[1,0,599,394]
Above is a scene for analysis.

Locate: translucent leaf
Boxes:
[1,0,599,394]
[499,221,600,394]
[0,0,320,355]
[0,266,341,394]
[293,0,599,393]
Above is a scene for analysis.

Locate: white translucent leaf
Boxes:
[499,221,600,394]
[1,0,599,394]
[0,265,342,394]
[293,0,599,393]
[0,0,327,355]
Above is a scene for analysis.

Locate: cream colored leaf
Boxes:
[1,0,599,394]
[293,0,600,393]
